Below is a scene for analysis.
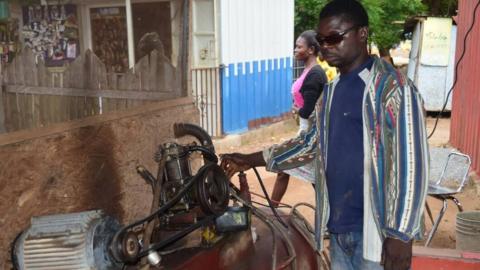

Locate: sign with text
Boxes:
[420,17,452,66]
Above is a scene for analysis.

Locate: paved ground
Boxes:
[214,116,480,249]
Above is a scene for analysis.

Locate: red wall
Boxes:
[450,0,480,174]
[412,247,480,270]
[413,256,480,270]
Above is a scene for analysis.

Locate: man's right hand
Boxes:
[220,153,253,178]
[381,237,413,270]
[220,152,265,178]
[292,104,300,115]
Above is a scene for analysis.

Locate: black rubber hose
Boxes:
[187,145,218,163]
[173,123,215,153]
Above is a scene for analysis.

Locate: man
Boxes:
[220,1,429,269]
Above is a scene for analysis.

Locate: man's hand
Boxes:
[220,152,266,178]
[291,104,300,115]
[220,153,252,178]
[381,237,413,270]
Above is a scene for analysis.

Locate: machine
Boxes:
[12,123,327,269]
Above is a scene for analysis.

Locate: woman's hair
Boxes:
[299,30,321,56]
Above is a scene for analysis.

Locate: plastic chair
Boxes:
[424,151,471,247]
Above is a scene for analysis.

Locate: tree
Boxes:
[295,0,327,37]
[422,0,457,16]
[366,0,426,57]
[294,0,458,56]
[294,0,425,56]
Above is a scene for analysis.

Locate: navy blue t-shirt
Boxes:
[326,57,374,233]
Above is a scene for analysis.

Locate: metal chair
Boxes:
[424,151,471,247]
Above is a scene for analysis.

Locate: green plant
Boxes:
[295,0,427,55]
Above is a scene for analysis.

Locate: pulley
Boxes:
[195,164,229,215]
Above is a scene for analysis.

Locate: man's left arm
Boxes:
[385,81,429,240]
[382,80,430,269]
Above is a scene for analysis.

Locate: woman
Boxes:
[271,30,327,207]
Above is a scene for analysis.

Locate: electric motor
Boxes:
[12,210,123,270]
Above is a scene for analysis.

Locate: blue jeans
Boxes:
[329,231,383,270]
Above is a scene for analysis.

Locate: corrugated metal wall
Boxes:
[219,0,294,134]
[450,0,480,173]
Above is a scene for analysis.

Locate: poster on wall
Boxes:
[90,7,128,73]
[420,17,452,66]
[0,19,19,64]
[22,4,79,66]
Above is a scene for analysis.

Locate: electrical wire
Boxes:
[252,167,289,228]
[229,189,300,270]
[249,190,294,208]
[428,0,480,139]
[251,200,291,209]
[229,176,290,210]
[113,163,216,248]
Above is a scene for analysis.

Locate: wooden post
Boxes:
[0,86,6,133]
[126,0,135,69]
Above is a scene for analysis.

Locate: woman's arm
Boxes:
[298,67,327,119]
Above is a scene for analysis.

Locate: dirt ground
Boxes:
[216,116,480,249]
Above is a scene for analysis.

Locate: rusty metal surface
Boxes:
[157,213,321,270]
[450,0,480,174]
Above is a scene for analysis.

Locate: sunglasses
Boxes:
[316,25,358,47]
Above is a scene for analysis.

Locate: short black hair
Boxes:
[299,30,321,55]
[319,0,369,27]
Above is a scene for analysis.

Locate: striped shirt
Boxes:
[263,56,429,261]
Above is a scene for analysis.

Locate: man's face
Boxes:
[316,16,368,71]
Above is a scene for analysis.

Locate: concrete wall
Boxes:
[0,98,199,268]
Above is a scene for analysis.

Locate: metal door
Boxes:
[190,0,222,136]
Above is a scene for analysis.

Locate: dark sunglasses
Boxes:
[316,25,358,46]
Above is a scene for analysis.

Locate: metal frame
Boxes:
[424,151,471,247]
[191,66,222,137]
[435,152,472,192]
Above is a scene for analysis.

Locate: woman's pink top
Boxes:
[291,67,311,108]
